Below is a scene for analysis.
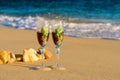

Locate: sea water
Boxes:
[0,0,120,40]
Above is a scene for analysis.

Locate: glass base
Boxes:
[52,64,66,70]
[36,65,51,71]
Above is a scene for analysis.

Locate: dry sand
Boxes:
[0,26,120,80]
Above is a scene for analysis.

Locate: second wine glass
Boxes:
[52,21,66,70]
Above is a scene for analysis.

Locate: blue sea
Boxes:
[0,0,120,39]
[0,0,120,22]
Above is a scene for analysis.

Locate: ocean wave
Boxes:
[0,15,120,40]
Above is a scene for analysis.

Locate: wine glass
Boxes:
[52,21,66,70]
[36,19,51,71]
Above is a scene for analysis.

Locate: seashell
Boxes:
[37,49,52,60]
[16,57,22,61]
[9,52,16,63]
[0,59,3,64]
[44,49,52,60]
[0,51,16,64]
[23,48,40,62]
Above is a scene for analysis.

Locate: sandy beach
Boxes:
[0,26,120,80]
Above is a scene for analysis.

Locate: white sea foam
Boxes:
[0,15,120,40]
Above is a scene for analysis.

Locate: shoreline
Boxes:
[1,14,120,24]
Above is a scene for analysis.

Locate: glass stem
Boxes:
[56,45,60,67]
[40,46,45,67]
